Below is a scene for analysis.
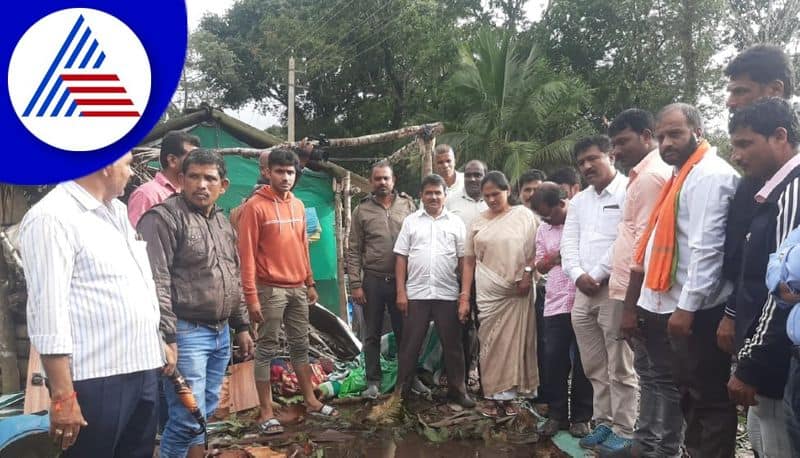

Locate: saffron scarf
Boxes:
[633,140,710,292]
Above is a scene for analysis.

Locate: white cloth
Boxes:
[447,171,465,197]
[19,181,163,381]
[394,208,465,300]
[561,172,628,283]
[638,149,740,314]
[445,188,488,230]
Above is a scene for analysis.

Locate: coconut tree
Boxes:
[442,27,592,180]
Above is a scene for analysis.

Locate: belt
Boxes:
[193,319,228,333]
[366,271,395,283]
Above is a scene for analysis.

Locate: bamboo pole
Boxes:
[343,172,352,255]
[326,122,443,148]
[333,179,348,321]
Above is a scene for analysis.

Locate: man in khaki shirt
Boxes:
[347,161,416,398]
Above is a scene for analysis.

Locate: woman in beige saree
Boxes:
[460,172,539,417]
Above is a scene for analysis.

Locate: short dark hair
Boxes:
[549,167,580,186]
[481,171,511,191]
[268,148,299,169]
[725,44,794,98]
[531,183,565,209]
[656,103,704,132]
[371,160,393,176]
[519,169,547,186]
[181,148,227,179]
[729,97,800,148]
[160,131,200,168]
[609,109,655,137]
[573,135,612,160]
[434,144,454,156]
[421,174,447,192]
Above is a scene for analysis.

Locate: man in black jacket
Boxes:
[139,149,254,458]
[723,98,800,457]
[717,45,797,458]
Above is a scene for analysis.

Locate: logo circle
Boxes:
[8,8,151,152]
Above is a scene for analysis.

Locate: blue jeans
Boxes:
[160,320,230,458]
[785,351,800,455]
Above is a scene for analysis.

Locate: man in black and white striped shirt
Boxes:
[19,152,167,457]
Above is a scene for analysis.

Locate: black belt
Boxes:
[192,319,228,333]
[365,271,395,283]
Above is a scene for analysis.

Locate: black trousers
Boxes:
[397,300,466,396]
[461,279,480,376]
[63,369,159,458]
[669,304,738,458]
[542,313,593,423]
[362,272,403,383]
[535,284,547,402]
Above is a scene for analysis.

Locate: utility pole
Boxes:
[288,56,295,142]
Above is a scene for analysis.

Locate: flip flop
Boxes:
[308,404,339,418]
[257,418,284,435]
[479,401,504,418]
[503,402,520,417]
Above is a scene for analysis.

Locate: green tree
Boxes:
[536,0,725,121]
[441,28,592,180]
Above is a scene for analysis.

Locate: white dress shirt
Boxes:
[561,172,628,283]
[638,149,740,314]
[394,208,466,301]
[445,188,488,230]
[19,182,163,381]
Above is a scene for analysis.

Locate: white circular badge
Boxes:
[8,8,151,152]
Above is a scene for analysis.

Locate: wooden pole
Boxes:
[288,56,296,142]
[417,135,436,177]
[343,172,352,255]
[0,280,20,393]
[333,179,348,321]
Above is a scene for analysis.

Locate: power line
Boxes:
[304,25,406,86]
[274,0,360,61]
[303,0,397,65]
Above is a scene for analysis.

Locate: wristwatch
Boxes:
[524,266,534,275]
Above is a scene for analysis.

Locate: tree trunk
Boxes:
[333,179,348,321]
[678,0,699,104]
[417,136,436,177]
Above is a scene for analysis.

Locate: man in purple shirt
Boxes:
[128,131,200,227]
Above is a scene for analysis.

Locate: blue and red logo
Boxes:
[2,1,187,184]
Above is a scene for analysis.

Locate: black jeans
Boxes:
[362,272,403,383]
[63,369,159,458]
[542,313,592,423]
[669,304,738,458]
[397,300,466,396]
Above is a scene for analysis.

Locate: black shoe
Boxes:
[448,391,476,408]
[539,418,569,437]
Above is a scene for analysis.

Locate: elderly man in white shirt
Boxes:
[624,104,740,458]
[392,174,475,408]
[434,144,465,196]
[18,152,167,457]
[560,135,637,453]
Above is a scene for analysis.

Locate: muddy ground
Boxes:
[201,395,568,458]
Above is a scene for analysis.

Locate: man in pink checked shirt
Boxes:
[531,182,593,439]
[128,131,200,227]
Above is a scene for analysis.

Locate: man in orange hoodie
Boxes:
[238,148,338,435]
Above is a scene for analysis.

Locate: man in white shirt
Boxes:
[560,135,637,452]
[434,144,464,196]
[393,174,474,408]
[446,159,488,230]
[445,159,487,379]
[624,104,740,458]
[18,152,167,457]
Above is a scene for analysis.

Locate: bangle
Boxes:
[51,391,77,412]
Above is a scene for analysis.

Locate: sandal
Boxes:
[479,400,504,418]
[308,404,339,418]
[503,402,520,417]
[257,418,284,435]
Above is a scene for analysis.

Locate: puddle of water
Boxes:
[320,430,567,458]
